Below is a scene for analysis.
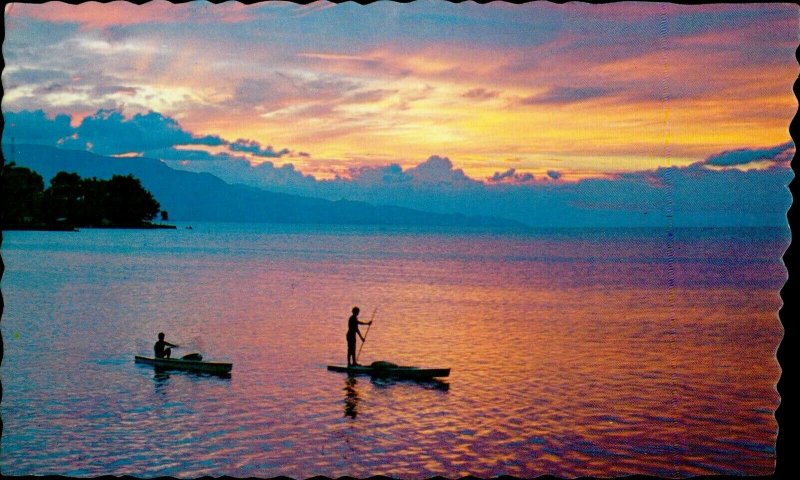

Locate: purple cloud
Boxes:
[703,141,794,167]
[251,161,317,187]
[232,73,361,112]
[520,86,615,105]
[406,155,476,186]
[5,67,71,85]
[462,88,500,100]
[92,85,139,96]
[487,168,536,184]
[229,139,291,158]
[347,164,411,186]
[347,89,398,104]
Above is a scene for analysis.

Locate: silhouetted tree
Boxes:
[1,162,44,226]
[104,174,161,225]
[3,168,164,228]
[80,177,109,226]
[161,210,169,222]
[42,171,83,223]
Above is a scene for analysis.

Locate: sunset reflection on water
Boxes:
[1,225,784,477]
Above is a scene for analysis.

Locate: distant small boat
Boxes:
[327,361,450,379]
[134,355,232,374]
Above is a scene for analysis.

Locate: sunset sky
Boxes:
[2,1,797,226]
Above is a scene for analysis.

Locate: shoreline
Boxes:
[2,223,177,231]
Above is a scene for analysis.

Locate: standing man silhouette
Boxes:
[347,307,372,366]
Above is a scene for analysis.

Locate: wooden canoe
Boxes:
[327,362,449,379]
[135,355,232,374]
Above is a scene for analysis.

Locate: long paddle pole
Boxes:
[356,307,377,362]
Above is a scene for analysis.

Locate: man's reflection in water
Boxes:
[343,375,360,418]
[154,368,170,394]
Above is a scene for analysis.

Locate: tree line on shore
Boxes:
[1,162,167,229]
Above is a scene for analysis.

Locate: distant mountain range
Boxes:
[3,144,525,228]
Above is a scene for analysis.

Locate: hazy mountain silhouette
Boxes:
[4,144,525,228]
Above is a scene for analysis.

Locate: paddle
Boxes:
[169,343,204,361]
[356,306,378,363]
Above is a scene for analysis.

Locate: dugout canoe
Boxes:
[327,361,449,379]
[134,355,232,374]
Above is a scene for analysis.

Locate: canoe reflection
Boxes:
[145,364,232,379]
[342,373,450,417]
[148,366,231,394]
[369,375,450,391]
[141,364,230,392]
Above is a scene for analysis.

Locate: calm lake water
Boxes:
[0,223,786,477]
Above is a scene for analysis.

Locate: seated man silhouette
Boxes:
[154,332,178,359]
